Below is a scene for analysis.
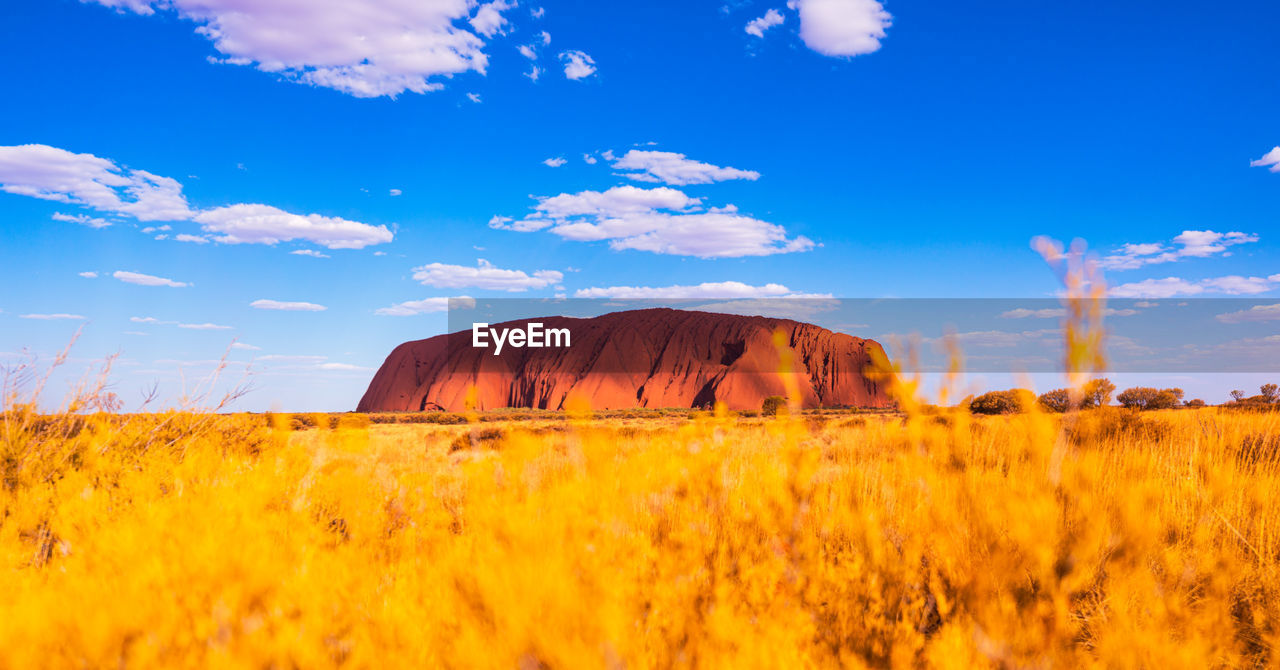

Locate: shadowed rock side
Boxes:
[357,308,894,412]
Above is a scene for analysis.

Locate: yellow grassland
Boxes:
[1,402,1278,668]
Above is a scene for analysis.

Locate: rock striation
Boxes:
[357,308,893,412]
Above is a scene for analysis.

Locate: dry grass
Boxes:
[1,398,1279,668]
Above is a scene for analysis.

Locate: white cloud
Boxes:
[1110,275,1280,298]
[466,92,482,103]
[927,329,1059,348]
[52,212,112,228]
[174,233,209,244]
[789,0,891,57]
[317,362,373,371]
[492,185,814,258]
[193,204,392,249]
[559,50,596,80]
[2,144,393,251]
[85,0,521,98]
[79,271,98,278]
[611,150,760,186]
[290,249,330,258]
[999,307,1139,319]
[525,65,542,81]
[531,7,545,19]
[582,154,597,165]
[543,157,567,167]
[231,342,261,350]
[518,44,538,59]
[389,188,402,196]
[177,322,233,330]
[574,281,807,299]
[412,259,561,291]
[745,9,785,37]
[19,313,86,320]
[1216,304,1280,324]
[470,0,514,37]
[1250,146,1280,172]
[375,296,475,316]
[113,270,188,287]
[1099,230,1259,270]
[539,30,551,44]
[0,144,192,221]
[251,299,327,311]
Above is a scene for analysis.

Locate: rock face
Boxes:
[357,308,894,412]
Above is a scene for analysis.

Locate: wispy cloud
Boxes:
[1098,230,1259,270]
[20,313,86,320]
[130,315,233,330]
[251,299,327,312]
[375,296,475,316]
[113,270,188,287]
[412,259,561,291]
[52,212,112,228]
[610,150,760,186]
[113,269,186,286]
[1110,274,1280,298]
[1216,303,1280,323]
[574,281,820,299]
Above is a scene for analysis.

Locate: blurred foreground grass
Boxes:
[2,401,1279,668]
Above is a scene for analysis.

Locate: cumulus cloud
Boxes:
[543,157,567,167]
[1250,147,1280,172]
[466,92,482,103]
[0,144,192,221]
[174,234,209,244]
[193,204,392,249]
[250,299,328,311]
[610,150,760,186]
[1099,230,1259,270]
[389,188,402,196]
[412,259,562,291]
[745,9,785,37]
[559,50,596,80]
[1,144,393,250]
[79,271,98,278]
[491,185,814,258]
[84,0,522,98]
[789,0,891,57]
[290,249,330,258]
[113,270,188,287]
[1110,275,1279,298]
[470,0,514,37]
[375,296,475,316]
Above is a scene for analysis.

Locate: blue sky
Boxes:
[2,0,1279,410]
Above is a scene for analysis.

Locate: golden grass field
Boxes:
[3,398,1279,668]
